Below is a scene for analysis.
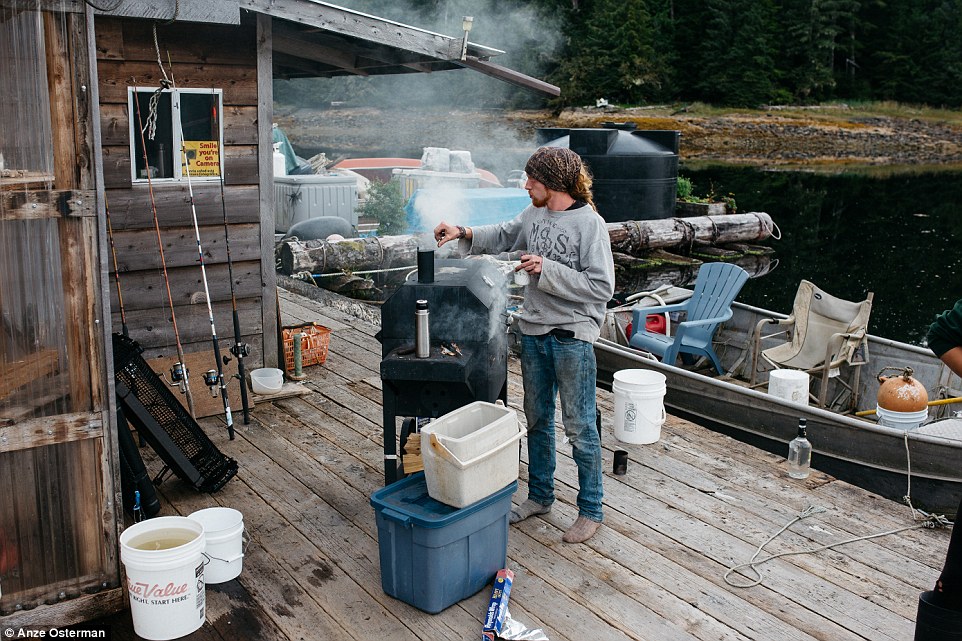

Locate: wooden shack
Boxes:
[0,0,556,628]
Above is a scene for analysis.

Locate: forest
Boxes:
[273,0,962,110]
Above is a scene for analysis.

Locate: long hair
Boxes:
[570,164,596,211]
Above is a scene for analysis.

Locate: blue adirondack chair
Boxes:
[628,262,750,374]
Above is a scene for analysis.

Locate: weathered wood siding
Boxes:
[1,4,122,624]
[95,16,272,365]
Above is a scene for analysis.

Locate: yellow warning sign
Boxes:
[181,141,221,177]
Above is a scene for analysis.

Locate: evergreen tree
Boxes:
[275,0,962,112]
[925,1,962,106]
[646,0,681,103]
[674,0,777,106]
[777,0,860,102]
[863,0,962,106]
[555,0,660,106]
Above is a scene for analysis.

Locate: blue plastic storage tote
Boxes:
[404,188,531,233]
[370,472,515,613]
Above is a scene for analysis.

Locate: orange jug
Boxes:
[877,367,928,412]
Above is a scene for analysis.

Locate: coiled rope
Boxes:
[726,430,953,589]
[724,504,949,589]
[145,1,179,141]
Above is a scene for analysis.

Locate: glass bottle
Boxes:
[787,418,812,479]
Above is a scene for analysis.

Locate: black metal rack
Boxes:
[113,333,238,493]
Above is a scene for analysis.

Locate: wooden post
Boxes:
[257,13,279,368]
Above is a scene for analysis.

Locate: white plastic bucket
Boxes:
[421,401,525,508]
[188,507,245,584]
[612,369,667,444]
[768,370,810,405]
[876,405,928,431]
[119,516,207,641]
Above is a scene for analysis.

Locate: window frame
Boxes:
[127,86,224,184]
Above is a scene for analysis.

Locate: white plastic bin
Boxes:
[420,401,525,508]
[393,168,481,202]
[273,174,358,233]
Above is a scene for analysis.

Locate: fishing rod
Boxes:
[104,194,129,337]
[181,139,235,440]
[133,87,196,417]
[211,93,251,424]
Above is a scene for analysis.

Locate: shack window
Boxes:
[128,88,223,182]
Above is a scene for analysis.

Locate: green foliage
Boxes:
[778,0,860,101]
[360,180,407,236]
[857,0,962,107]
[274,0,962,113]
[677,176,737,212]
[554,0,661,106]
[674,0,778,107]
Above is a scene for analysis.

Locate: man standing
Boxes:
[434,147,615,543]
[924,301,962,607]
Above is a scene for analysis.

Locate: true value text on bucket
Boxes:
[126,577,189,604]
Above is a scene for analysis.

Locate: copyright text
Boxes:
[2,628,108,639]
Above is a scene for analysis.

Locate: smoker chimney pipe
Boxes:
[417,249,435,283]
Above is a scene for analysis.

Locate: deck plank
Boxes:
[260,395,630,640]
[84,284,951,641]
[597,393,947,568]
[157,476,359,641]
[228,410,482,639]
[520,431,919,641]
[607,433,938,599]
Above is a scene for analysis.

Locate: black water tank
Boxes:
[536,123,680,222]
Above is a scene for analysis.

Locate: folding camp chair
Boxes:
[750,280,873,409]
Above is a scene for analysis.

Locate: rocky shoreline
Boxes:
[275,105,962,174]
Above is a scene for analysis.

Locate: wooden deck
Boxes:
[89,283,950,641]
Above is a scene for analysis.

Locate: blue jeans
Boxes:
[520,333,603,522]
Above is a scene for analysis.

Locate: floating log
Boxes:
[278,234,431,276]
[276,213,775,276]
[605,212,774,255]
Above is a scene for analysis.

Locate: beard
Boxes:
[529,192,549,207]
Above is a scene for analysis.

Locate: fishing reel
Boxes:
[227,341,251,362]
[203,369,221,396]
[166,362,189,394]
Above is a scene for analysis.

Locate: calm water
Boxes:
[296,123,962,345]
[679,165,962,346]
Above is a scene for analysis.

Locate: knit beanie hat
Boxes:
[524,146,583,194]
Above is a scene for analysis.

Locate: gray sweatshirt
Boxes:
[462,203,615,343]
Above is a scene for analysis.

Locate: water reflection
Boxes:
[678,165,962,345]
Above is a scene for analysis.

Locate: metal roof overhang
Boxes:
[242,0,560,96]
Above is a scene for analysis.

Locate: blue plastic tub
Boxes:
[404,188,531,233]
[370,472,516,613]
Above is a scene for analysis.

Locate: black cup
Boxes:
[417,249,435,283]
[613,450,628,475]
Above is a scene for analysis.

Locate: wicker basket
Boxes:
[283,322,331,372]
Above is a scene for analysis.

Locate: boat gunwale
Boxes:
[595,337,959,446]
